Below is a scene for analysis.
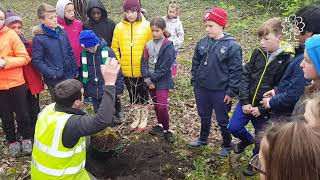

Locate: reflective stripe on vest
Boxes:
[33,138,86,158]
[32,159,86,176]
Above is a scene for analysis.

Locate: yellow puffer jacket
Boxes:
[111,19,152,78]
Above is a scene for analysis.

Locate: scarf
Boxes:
[41,24,60,39]
[81,46,108,85]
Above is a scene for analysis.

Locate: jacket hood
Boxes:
[56,0,73,18]
[164,16,180,23]
[32,25,44,35]
[220,33,236,41]
[32,24,63,38]
[86,0,108,21]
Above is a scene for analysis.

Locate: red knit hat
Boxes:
[123,0,141,12]
[204,8,228,28]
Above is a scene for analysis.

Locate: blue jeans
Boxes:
[229,102,269,155]
[194,86,232,147]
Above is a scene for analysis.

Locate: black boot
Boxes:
[233,139,254,154]
[114,96,124,125]
[242,164,256,176]
[217,127,232,157]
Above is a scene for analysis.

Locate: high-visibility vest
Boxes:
[31,103,90,180]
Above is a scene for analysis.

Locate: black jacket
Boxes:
[240,48,292,115]
[83,0,116,46]
[58,85,116,148]
[191,34,243,97]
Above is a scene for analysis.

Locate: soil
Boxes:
[86,139,189,180]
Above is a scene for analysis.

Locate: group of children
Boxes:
[189,5,320,176]
[1,0,320,176]
[0,0,184,157]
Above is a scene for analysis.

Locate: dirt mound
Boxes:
[86,140,188,180]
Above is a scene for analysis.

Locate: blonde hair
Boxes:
[37,3,56,19]
[262,120,320,180]
[258,17,283,37]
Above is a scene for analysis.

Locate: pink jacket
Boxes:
[58,17,83,67]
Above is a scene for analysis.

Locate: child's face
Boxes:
[8,22,22,36]
[64,4,75,21]
[167,7,178,18]
[0,11,5,29]
[83,45,98,53]
[300,50,319,80]
[125,10,138,22]
[90,8,102,22]
[151,25,164,40]
[205,20,224,39]
[260,33,281,52]
[41,11,58,29]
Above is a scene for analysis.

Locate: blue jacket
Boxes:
[269,46,310,116]
[32,24,78,86]
[81,39,124,99]
[141,38,175,90]
[191,34,243,97]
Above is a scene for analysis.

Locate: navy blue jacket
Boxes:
[81,39,124,99]
[269,46,310,116]
[32,24,78,86]
[141,39,175,90]
[191,34,243,97]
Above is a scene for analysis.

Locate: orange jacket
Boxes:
[0,27,30,90]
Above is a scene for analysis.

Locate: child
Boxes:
[83,0,116,47]
[112,0,152,131]
[56,0,83,68]
[141,17,175,143]
[229,17,293,176]
[189,8,243,157]
[83,0,124,120]
[260,5,320,118]
[79,30,124,123]
[296,34,320,114]
[5,10,44,134]
[163,1,184,78]
[0,8,33,157]
[32,3,78,100]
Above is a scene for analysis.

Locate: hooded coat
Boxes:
[83,0,116,46]
[56,0,83,67]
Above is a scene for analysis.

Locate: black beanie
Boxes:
[296,5,320,35]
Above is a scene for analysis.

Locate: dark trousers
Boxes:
[229,102,268,155]
[26,89,40,135]
[194,86,232,147]
[92,96,121,114]
[149,89,170,130]
[0,84,32,142]
[124,77,149,105]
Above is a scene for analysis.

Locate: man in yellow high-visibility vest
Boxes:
[31,58,120,180]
